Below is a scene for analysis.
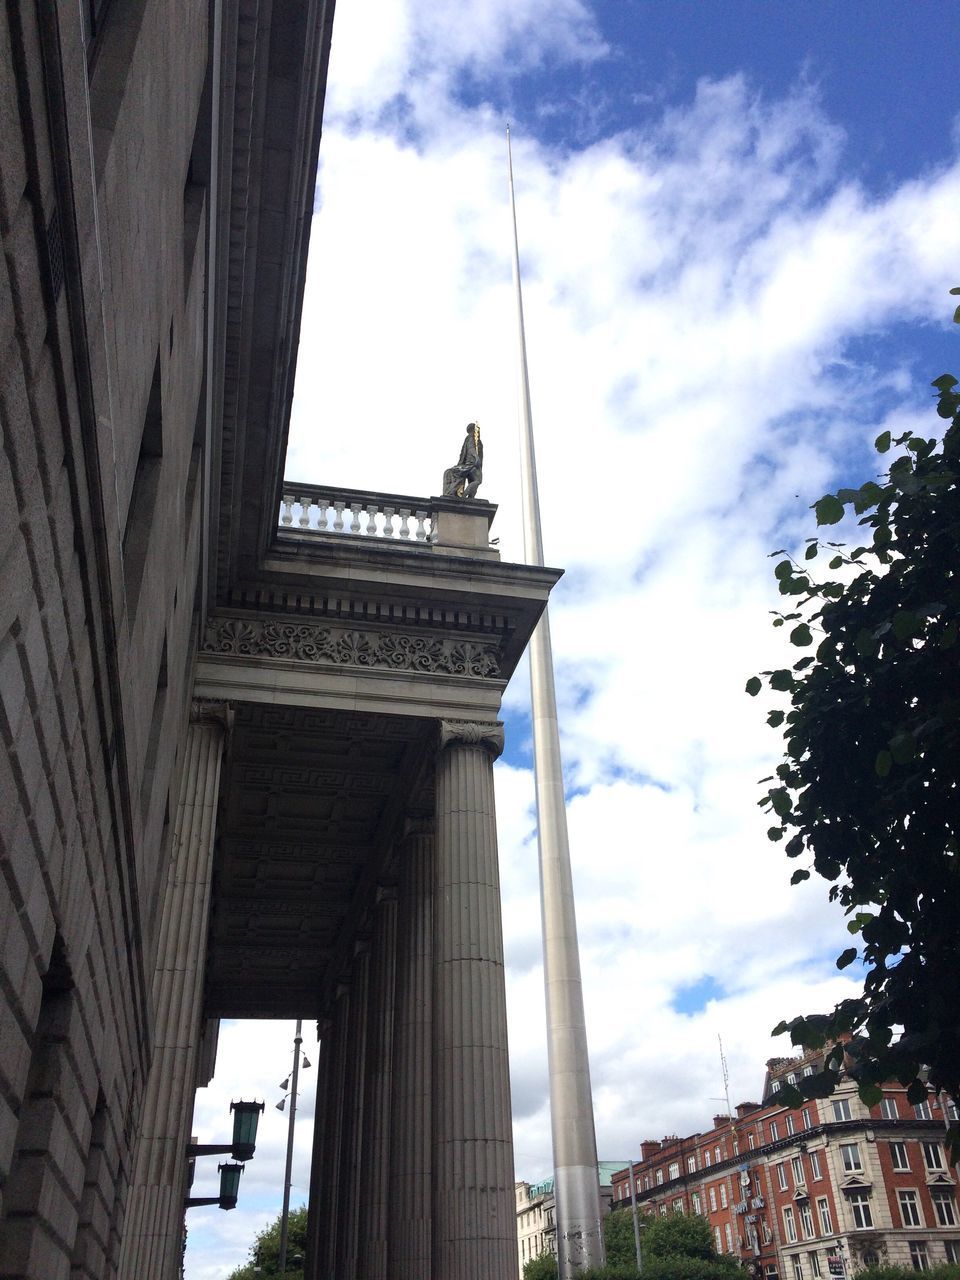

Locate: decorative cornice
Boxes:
[200,616,502,679]
[437,719,505,759]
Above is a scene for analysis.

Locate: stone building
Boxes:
[610,1054,959,1278]
[0,3,555,1278]
[516,1163,625,1275]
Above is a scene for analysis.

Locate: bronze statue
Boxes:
[442,422,483,498]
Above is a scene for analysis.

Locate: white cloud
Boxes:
[187,2,960,1274]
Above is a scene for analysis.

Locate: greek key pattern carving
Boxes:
[201,616,502,679]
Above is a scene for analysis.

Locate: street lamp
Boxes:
[612,1160,644,1272]
[184,1099,264,1210]
[276,1019,312,1273]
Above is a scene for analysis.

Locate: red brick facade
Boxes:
[611,1055,959,1277]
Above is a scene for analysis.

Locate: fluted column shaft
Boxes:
[357,889,398,1279]
[304,1019,331,1280]
[315,987,350,1279]
[118,706,228,1280]
[388,823,435,1278]
[432,720,515,1280]
[334,944,370,1279]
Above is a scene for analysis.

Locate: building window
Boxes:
[657,1170,664,1185]
[922,1142,944,1171]
[787,1115,796,1135]
[848,1192,873,1230]
[792,1255,804,1280]
[804,1065,814,1077]
[704,1152,712,1167]
[688,1156,697,1173]
[778,1164,789,1192]
[891,1142,910,1172]
[793,1156,805,1185]
[659,1204,667,1217]
[644,1176,650,1190]
[715,1227,723,1253]
[800,1202,815,1239]
[909,1242,929,1272]
[839,1143,863,1173]
[669,1162,680,1180]
[709,1188,717,1212]
[944,1241,960,1264]
[810,1152,822,1181]
[715,1146,722,1163]
[788,1073,798,1086]
[802,1107,812,1129]
[880,1098,899,1120]
[720,1185,728,1209]
[674,1197,684,1214]
[809,1252,822,1278]
[817,1198,833,1234]
[784,1207,798,1243]
[749,1133,756,1150]
[725,1223,734,1253]
[832,1099,852,1122]
[914,1101,933,1121]
[899,1190,923,1227]
[947,1101,959,1122]
[771,1122,780,1141]
[932,1190,957,1227]
[692,1191,702,1215]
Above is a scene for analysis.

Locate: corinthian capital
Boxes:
[437,719,505,760]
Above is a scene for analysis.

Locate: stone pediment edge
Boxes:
[200,614,503,680]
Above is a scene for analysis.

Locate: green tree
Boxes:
[748,296,960,1138]
[522,1252,559,1280]
[604,1206,642,1267]
[643,1211,716,1263]
[225,1204,308,1280]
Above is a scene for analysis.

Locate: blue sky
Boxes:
[186,5,960,1275]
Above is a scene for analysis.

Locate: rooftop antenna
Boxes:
[507,123,605,1277]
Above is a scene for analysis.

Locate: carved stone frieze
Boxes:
[201,616,502,679]
[437,719,505,759]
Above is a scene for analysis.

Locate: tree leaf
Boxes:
[767,709,785,727]
[790,623,813,647]
[837,947,857,970]
[790,868,810,884]
[804,542,818,560]
[745,676,762,697]
[770,669,794,692]
[814,494,845,525]
[875,430,891,453]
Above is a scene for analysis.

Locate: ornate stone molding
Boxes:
[437,719,505,760]
[190,697,234,733]
[200,616,502,679]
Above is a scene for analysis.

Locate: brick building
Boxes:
[611,1053,959,1278]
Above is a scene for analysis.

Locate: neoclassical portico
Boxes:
[116,491,560,1280]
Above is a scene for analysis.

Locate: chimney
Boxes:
[736,1102,761,1117]
[713,1114,731,1129]
[639,1141,662,1161]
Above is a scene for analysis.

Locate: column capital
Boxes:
[190,697,234,734]
[402,814,435,840]
[437,719,504,760]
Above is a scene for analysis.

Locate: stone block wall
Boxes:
[0,1,210,1275]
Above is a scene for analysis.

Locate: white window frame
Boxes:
[802,1107,812,1129]
[832,1099,852,1122]
[777,1163,789,1191]
[899,1189,923,1228]
[714,1226,722,1253]
[914,1101,933,1121]
[709,1187,717,1213]
[656,1169,664,1185]
[770,1122,780,1141]
[692,1191,702,1216]
[715,1145,722,1163]
[800,1201,815,1240]
[817,1197,833,1234]
[787,1114,796,1135]
[748,1133,756,1150]
[720,1184,727,1209]
[909,1241,929,1272]
[673,1197,684,1214]
[793,1156,805,1185]
[810,1151,822,1181]
[688,1156,697,1174]
[784,1206,798,1243]
[848,1192,873,1230]
[944,1241,960,1264]
[880,1097,898,1120]
[932,1189,957,1227]
[792,1254,804,1280]
[704,1151,712,1168]
[891,1141,910,1172]
[668,1161,680,1180]
[809,1251,822,1278]
[725,1222,734,1253]
[922,1142,944,1171]
[840,1142,863,1173]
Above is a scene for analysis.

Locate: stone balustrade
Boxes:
[281,485,434,542]
[278,483,500,560]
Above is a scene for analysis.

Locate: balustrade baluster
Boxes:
[281,494,294,526]
[382,506,395,538]
[365,506,379,536]
[398,508,411,539]
[333,501,345,532]
[414,511,429,542]
[316,501,330,532]
[299,496,312,529]
[349,503,363,534]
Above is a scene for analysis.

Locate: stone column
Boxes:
[432,720,515,1280]
[334,943,370,1279]
[357,887,398,1280]
[313,986,350,1280]
[117,702,230,1280]
[303,1018,331,1280]
[389,820,435,1279]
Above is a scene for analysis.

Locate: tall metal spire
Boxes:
[507,125,605,1277]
